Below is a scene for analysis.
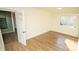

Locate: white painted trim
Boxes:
[0,8,27,45]
[2,31,14,34]
[15,11,27,45]
[0,8,18,13]
[11,12,15,32]
[0,29,5,51]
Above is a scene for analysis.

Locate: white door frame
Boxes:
[0,8,27,45]
[11,12,15,32]
[15,11,27,45]
[0,29,5,51]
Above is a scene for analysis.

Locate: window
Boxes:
[0,17,7,29]
[60,15,76,26]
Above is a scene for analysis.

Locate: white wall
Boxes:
[77,16,79,37]
[24,8,54,39]
[48,8,79,37]
[50,14,78,37]
[3,7,78,39]
[23,8,79,39]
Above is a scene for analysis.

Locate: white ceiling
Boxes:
[39,7,79,13]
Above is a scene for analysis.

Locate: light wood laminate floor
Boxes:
[2,31,78,51]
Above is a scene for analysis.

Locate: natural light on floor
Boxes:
[65,39,77,51]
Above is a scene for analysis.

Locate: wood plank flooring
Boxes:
[2,31,78,51]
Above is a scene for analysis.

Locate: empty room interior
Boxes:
[0,7,79,51]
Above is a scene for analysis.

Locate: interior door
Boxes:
[15,11,27,45]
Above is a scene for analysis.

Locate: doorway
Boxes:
[0,8,27,50]
[0,10,18,50]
